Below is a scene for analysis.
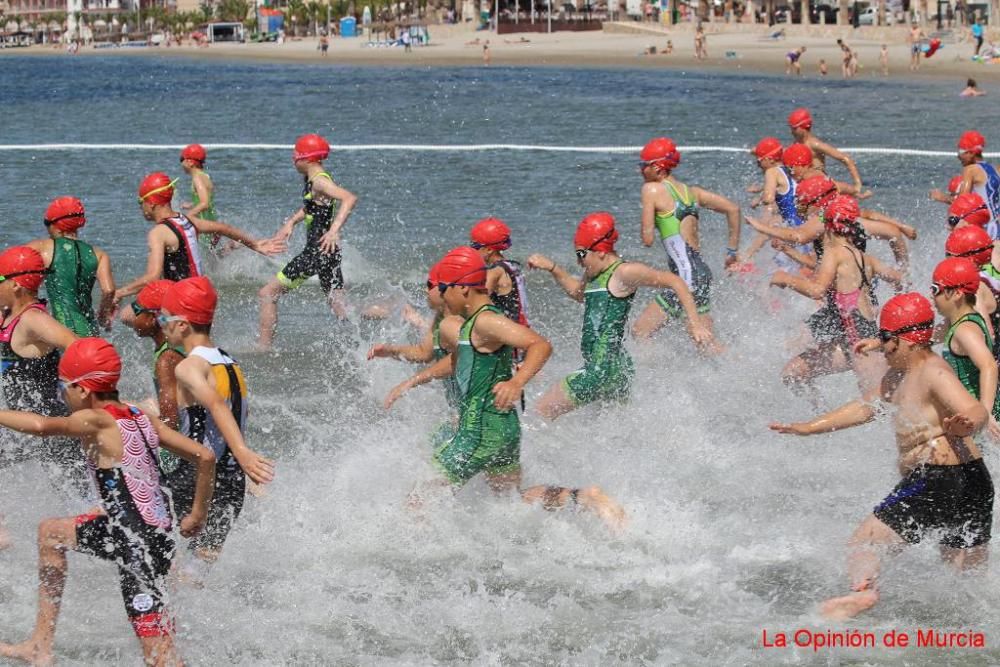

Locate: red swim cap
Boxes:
[640,137,681,170]
[781,143,813,168]
[823,194,860,233]
[0,246,46,291]
[427,262,441,287]
[796,175,838,210]
[136,279,175,311]
[293,134,330,163]
[180,143,207,165]
[788,108,813,130]
[575,212,619,253]
[947,175,963,195]
[44,196,86,233]
[958,130,986,155]
[753,137,783,161]
[933,257,981,295]
[945,225,993,266]
[879,293,935,345]
[436,247,487,288]
[470,217,512,251]
[162,276,217,325]
[949,192,991,227]
[138,172,176,206]
[58,337,121,393]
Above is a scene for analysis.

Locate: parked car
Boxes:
[859,5,895,24]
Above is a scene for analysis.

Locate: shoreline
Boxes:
[3,27,998,82]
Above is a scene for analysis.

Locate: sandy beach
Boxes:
[3,21,999,82]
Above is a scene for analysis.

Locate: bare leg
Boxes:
[257,279,286,351]
[821,514,904,620]
[521,485,627,532]
[535,380,578,421]
[0,515,11,551]
[328,288,349,320]
[631,302,669,339]
[781,346,847,397]
[695,314,726,356]
[485,468,521,495]
[138,635,182,667]
[940,544,989,571]
[0,517,78,666]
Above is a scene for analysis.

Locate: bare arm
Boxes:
[929,362,989,435]
[770,399,877,435]
[952,323,999,420]
[867,255,903,290]
[274,208,306,242]
[175,361,275,484]
[383,354,454,410]
[0,408,104,438]
[693,186,741,253]
[115,227,167,300]
[760,167,779,212]
[186,173,212,218]
[813,139,862,190]
[771,248,836,298]
[745,214,821,245]
[22,309,77,352]
[640,182,660,247]
[527,254,584,302]
[313,177,358,254]
[188,216,285,257]
[368,329,436,364]
[474,313,552,410]
[94,249,116,330]
[151,415,215,536]
[155,352,182,431]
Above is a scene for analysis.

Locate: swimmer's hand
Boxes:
[491,378,524,411]
[273,222,295,243]
[181,201,193,211]
[746,183,763,194]
[687,318,714,347]
[318,229,340,255]
[179,512,206,538]
[942,413,977,438]
[368,344,397,360]
[234,450,275,484]
[249,237,288,257]
[383,379,412,410]
[929,188,952,204]
[988,417,1000,442]
[527,254,556,272]
[769,421,813,435]
[856,189,873,201]
[852,338,882,356]
[897,223,918,241]
[769,270,791,288]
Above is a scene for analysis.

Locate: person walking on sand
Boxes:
[880,44,889,76]
[972,18,984,56]
[909,23,925,70]
[694,24,707,60]
[786,46,805,75]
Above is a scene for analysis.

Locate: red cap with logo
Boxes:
[640,137,681,170]
[949,192,991,227]
[933,257,982,295]
[787,108,813,130]
[958,130,986,155]
[136,279,175,311]
[0,246,46,291]
[58,337,122,393]
[470,217,512,251]
[947,175,963,195]
[753,137,783,161]
[162,276,218,325]
[781,143,813,168]
[138,172,176,206]
[796,175,838,210]
[436,247,487,288]
[44,196,86,233]
[574,212,619,253]
[945,225,993,266]
[180,144,207,165]
[879,293,935,345]
[293,134,330,163]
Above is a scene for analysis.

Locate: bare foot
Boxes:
[0,639,54,666]
[819,589,879,620]
[0,522,12,551]
[576,486,629,533]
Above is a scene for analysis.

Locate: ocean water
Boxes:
[0,55,999,665]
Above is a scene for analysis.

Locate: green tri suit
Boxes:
[943,312,1000,420]
[192,171,220,252]
[44,237,99,337]
[433,304,521,485]
[561,260,635,406]
[652,181,712,317]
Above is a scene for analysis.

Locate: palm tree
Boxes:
[306,0,323,34]
[219,0,252,22]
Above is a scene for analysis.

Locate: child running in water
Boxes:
[0,337,216,666]
[26,197,115,337]
[770,195,903,397]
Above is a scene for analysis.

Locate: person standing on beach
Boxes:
[788,108,864,192]
[836,39,852,78]
[258,134,357,350]
[879,44,889,75]
[694,24,707,60]
[909,23,925,70]
[483,40,490,66]
[818,59,828,76]
[785,46,805,75]
[972,18,984,56]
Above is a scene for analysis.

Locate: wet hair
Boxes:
[94,391,120,401]
[968,78,977,88]
[963,292,978,307]
[191,322,212,335]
